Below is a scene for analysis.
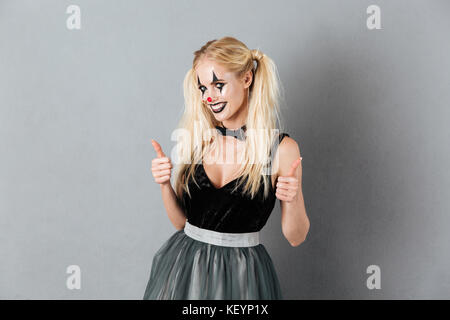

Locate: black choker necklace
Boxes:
[215,124,247,141]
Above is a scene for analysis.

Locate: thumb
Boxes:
[287,157,302,177]
[151,139,166,158]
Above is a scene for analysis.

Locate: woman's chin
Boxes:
[212,110,229,120]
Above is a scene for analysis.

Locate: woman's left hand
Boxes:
[275,157,302,202]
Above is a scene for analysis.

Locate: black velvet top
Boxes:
[181,133,290,233]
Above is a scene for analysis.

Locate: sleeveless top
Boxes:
[181,133,290,233]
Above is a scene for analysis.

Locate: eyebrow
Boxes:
[197,74,225,86]
[197,80,225,86]
[197,79,226,85]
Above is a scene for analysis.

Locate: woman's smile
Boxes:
[210,101,227,113]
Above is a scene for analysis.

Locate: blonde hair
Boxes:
[174,36,286,200]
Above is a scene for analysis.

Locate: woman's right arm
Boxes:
[151,139,186,230]
[160,183,186,230]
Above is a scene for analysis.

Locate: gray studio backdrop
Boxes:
[1,0,449,299]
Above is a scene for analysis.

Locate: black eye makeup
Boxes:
[216,82,225,93]
[198,83,225,95]
[212,71,219,83]
[199,85,207,96]
[197,76,206,97]
[211,71,226,93]
[197,72,226,97]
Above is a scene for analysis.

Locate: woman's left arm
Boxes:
[274,137,310,247]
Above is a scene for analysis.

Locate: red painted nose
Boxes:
[207,97,212,102]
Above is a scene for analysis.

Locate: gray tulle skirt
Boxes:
[143,228,283,300]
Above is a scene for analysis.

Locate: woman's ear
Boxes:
[242,69,253,89]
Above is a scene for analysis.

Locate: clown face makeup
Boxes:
[196,58,252,129]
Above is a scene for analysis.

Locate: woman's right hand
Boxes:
[151,139,172,185]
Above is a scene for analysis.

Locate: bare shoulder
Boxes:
[279,136,300,155]
[273,136,302,178]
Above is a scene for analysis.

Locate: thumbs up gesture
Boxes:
[151,139,172,185]
[275,157,302,202]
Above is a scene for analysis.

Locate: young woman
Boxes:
[143,36,309,300]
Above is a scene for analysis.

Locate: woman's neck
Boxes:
[220,102,248,130]
[219,122,246,130]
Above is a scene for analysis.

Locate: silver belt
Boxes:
[183,220,260,247]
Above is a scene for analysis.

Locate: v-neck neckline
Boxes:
[199,163,276,191]
[200,163,243,190]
